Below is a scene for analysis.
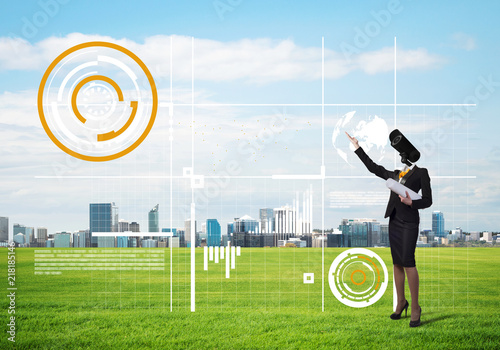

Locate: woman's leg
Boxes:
[393,264,406,312]
[405,266,421,320]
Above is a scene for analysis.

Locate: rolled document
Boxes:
[386,178,422,200]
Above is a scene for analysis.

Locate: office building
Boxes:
[169,236,180,248]
[130,222,140,232]
[327,229,343,247]
[468,231,480,241]
[141,239,158,248]
[227,222,234,236]
[177,229,185,247]
[206,219,221,247]
[149,204,159,240]
[0,216,8,242]
[37,227,48,246]
[184,219,197,248]
[72,230,87,248]
[259,208,275,234]
[13,224,32,245]
[449,227,463,241]
[54,232,71,248]
[117,236,128,247]
[432,211,445,237]
[338,219,369,247]
[13,233,25,246]
[90,203,118,247]
[274,207,295,245]
[482,232,493,243]
[118,220,129,232]
[380,224,389,246]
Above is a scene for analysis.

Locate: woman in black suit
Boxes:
[346,132,432,327]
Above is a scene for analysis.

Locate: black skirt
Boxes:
[388,211,419,267]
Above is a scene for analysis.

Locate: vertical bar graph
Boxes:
[226,242,230,278]
[231,246,236,269]
[204,246,208,271]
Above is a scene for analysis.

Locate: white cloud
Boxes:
[451,32,476,51]
[0,33,445,83]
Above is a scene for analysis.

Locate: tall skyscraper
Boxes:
[259,208,274,234]
[274,207,295,246]
[149,204,159,232]
[37,227,48,246]
[26,227,35,244]
[89,203,118,247]
[206,219,221,247]
[432,211,445,237]
[13,224,27,240]
[0,216,8,242]
[184,219,197,248]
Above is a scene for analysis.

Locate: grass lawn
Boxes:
[1,247,499,349]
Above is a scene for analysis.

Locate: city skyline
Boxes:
[3,200,497,247]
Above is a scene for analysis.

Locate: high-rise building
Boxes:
[26,227,35,244]
[117,219,129,248]
[233,215,259,247]
[380,224,389,246]
[141,239,158,248]
[54,232,71,248]
[149,204,159,234]
[449,227,463,241]
[13,224,27,243]
[128,221,140,247]
[0,217,8,242]
[338,219,369,247]
[90,203,118,247]
[72,230,87,248]
[117,236,128,247]
[234,215,259,234]
[432,211,445,237]
[469,231,480,241]
[37,227,48,246]
[13,233,25,245]
[118,220,129,232]
[259,208,274,234]
[130,222,140,232]
[184,219,197,248]
[177,229,185,247]
[274,207,295,246]
[206,219,221,247]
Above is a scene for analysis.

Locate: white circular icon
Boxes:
[328,248,388,308]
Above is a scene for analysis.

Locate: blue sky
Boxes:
[1,0,499,236]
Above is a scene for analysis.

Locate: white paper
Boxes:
[386,178,422,200]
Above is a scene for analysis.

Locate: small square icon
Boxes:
[191,175,204,188]
[303,273,314,284]
[183,167,193,177]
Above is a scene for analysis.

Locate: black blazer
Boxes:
[355,147,432,223]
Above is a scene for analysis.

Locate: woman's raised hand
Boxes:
[345,132,360,150]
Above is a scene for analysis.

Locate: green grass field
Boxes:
[1,247,499,349]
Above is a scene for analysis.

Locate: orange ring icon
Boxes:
[38,41,158,162]
[350,269,367,286]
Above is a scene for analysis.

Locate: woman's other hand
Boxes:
[399,191,413,206]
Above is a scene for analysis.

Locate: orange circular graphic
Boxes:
[38,41,158,162]
[350,269,367,285]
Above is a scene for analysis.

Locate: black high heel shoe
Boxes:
[390,300,409,320]
[409,307,422,327]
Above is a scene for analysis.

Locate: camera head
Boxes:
[389,129,420,166]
